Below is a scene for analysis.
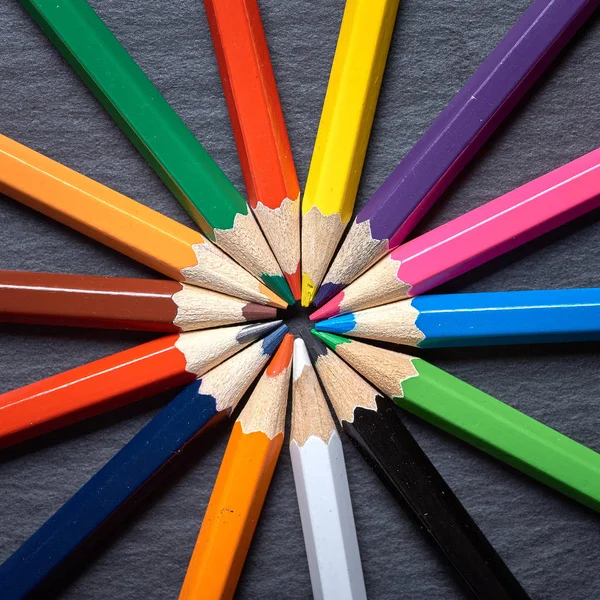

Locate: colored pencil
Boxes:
[313,331,600,512]
[0,321,281,448]
[311,147,600,321]
[179,333,294,600]
[308,337,529,599]
[21,0,295,305]
[300,0,400,307]
[0,134,286,309]
[0,324,288,600]
[205,0,301,300]
[0,270,278,332]
[315,288,600,348]
[313,0,600,307]
[290,338,366,600]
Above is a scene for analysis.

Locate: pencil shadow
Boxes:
[24,412,232,599]
[409,10,600,239]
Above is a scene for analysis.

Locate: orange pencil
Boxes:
[179,333,294,600]
[204,0,301,299]
[0,133,285,308]
[0,321,280,448]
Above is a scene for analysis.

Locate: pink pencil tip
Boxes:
[309,293,343,321]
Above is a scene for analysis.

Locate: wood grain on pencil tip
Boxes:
[0,324,289,600]
[0,320,282,448]
[20,0,294,305]
[313,0,600,307]
[313,331,600,513]
[309,336,530,599]
[179,334,293,600]
[205,0,301,300]
[300,0,400,306]
[0,270,278,332]
[290,338,367,600]
[311,146,600,321]
[0,133,287,309]
[314,288,600,348]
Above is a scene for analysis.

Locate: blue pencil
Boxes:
[314,289,600,347]
[0,324,288,600]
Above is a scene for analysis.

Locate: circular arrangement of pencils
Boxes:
[1,1,600,599]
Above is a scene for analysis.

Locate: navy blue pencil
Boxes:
[0,324,288,600]
[314,289,600,347]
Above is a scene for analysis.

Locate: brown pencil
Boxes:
[0,270,277,332]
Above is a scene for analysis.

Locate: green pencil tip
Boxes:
[262,274,296,306]
[311,329,351,350]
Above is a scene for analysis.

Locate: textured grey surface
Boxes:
[1,0,600,598]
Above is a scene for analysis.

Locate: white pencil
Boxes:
[290,338,367,600]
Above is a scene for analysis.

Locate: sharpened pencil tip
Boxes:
[285,265,302,301]
[309,292,343,321]
[301,273,316,307]
[311,329,351,351]
[314,314,355,334]
[293,337,311,380]
[266,333,295,376]
[237,320,282,344]
[313,282,342,307]
[261,324,289,355]
[262,274,296,306]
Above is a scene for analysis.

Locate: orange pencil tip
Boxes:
[285,265,301,301]
[266,333,294,376]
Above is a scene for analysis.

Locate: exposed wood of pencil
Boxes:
[314,0,600,307]
[205,0,301,300]
[21,0,294,305]
[311,146,600,321]
[0,134,287,308]
[179,334,294,600]
[0,321,281,448]
[0,270,278,332]
[312,342,530,600]
[315,289,600,348]
[315,331,600,512]
[290,338,366,600]
[0,325,288,600]
[300,0,400,307]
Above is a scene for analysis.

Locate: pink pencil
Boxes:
[311,147,600,321]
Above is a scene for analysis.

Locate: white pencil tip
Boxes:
[293,338,311,381]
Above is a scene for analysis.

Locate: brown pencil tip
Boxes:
[241,303,278,321]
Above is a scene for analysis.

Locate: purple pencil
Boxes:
[314,0,599,307]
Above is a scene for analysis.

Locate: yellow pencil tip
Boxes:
[301,273,316,307]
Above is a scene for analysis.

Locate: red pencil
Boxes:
[0,321,280,448]
[205,0,301,299]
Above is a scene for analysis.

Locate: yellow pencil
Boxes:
[301,0,400,307]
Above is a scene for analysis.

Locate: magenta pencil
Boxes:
[311,147,600,321]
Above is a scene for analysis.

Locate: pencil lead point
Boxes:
[313,282,342,307]
[314,314,355,334]
[237,319,282,344]
[261,324,289,355]
[311,329,351,351]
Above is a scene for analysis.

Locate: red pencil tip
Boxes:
[285,265,301,301]
[266,333,294,376]
[309,293,343,321]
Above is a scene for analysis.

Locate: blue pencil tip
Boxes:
[314,314,355,334]
[261,324,289,355]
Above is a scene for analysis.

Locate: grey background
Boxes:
[1,0,600,598]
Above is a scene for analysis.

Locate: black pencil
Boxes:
[306,335,530,600]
